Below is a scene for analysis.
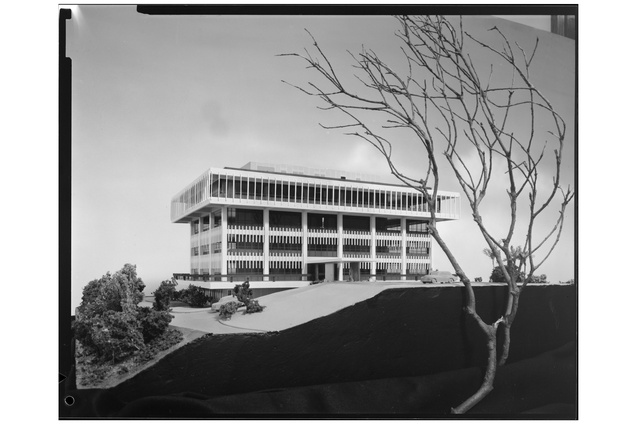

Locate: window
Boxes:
[308,213,337,230]
[376,241,401,255]
[268,179,276,200]
[376,217,401,233]
[295,182,302,203]
[307,239,338,257]
[191,220,199,235]
[308,183,316,204]
[228,208,263,227]
[407,219,429,234]
[270,241,302,253]
[407,241,429,256]
[227,260,263,275]
[257,178,264,200]
[270,210,301,228]
[249,178,255,199]
[202,216,210,232]
[210,174,220,197]
[343,215,369,231]
[219,177,228,197]
[228,235,263,252]
[343,243,370,254]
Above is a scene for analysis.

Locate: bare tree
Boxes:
[281,15,574,414]
[482,247,497,269]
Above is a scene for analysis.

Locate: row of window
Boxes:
[192,244,429,256]
[191,212,222,235]
[192,264,430,275]
[205,173,450,214]
[192,209,431,233]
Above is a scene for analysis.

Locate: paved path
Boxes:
[144,281,441,334]
[144,281,565,335]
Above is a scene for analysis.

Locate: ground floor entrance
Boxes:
[310,263,338,282]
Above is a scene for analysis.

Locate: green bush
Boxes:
[232,281,253,305]
[181,284,211,307]
[78,274,118,317]
[489,265,523,283]
[245,299,264,314]
[153,279,178,311]
[530,274,548,283]
[172,289,185,301]
[73,264,174,364]
[76,263,146,318]
[137,307,172,343]
[223,280,265,318]
[88,310,145,362]
[219,301,242,320]
[135,328,184,364]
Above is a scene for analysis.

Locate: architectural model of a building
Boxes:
[171,162,460,297]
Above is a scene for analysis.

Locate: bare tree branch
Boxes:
[281,15,573,414]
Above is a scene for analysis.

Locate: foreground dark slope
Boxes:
[63,284,576,417]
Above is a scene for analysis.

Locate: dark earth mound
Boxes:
[61,284,576,418]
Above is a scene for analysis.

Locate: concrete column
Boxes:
[302,211,308,280]
[263,209,270,281]
[370,215,376,282]
[325,263,335,281]
[401,217,407,280]
[221,207,228,281]
[197,217,202,274]
[208,212,213,276]
[337,212,344,281]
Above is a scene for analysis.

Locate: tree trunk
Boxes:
[499,323,511,366]
[498,290,520,366]
[451,325,499,414]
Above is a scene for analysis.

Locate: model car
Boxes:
[211,295,238,312]
[420,271,456,284]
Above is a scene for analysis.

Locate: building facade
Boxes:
[171,162,460,296]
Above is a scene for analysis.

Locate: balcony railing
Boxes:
[307,227,338,233]
[173,273,311,282]
[173,272,423,283]
[227,224,264,231]
[307,250,338,257]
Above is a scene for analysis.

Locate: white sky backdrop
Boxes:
[66,7,575,310]
[2,1,638,423]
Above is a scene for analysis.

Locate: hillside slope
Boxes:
[64,284,576,418]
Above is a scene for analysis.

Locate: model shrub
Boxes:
[153,279,178,311]
[93,310,145,362]
[73,264,175,363]
[172,289,185,301]
[77,263,146,318]
[530,274,548,283]
[226,280,265,317]
[232,281,253,305]
[245,299,264,314]
[181,284,211,307]
[489,266,523,283]
[218,301,242,320]
[137,307,173,343]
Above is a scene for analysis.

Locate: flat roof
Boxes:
[223,166,433,191]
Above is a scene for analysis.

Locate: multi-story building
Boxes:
[171,162,460,298]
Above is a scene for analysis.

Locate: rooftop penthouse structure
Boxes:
[171,162,461,298]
